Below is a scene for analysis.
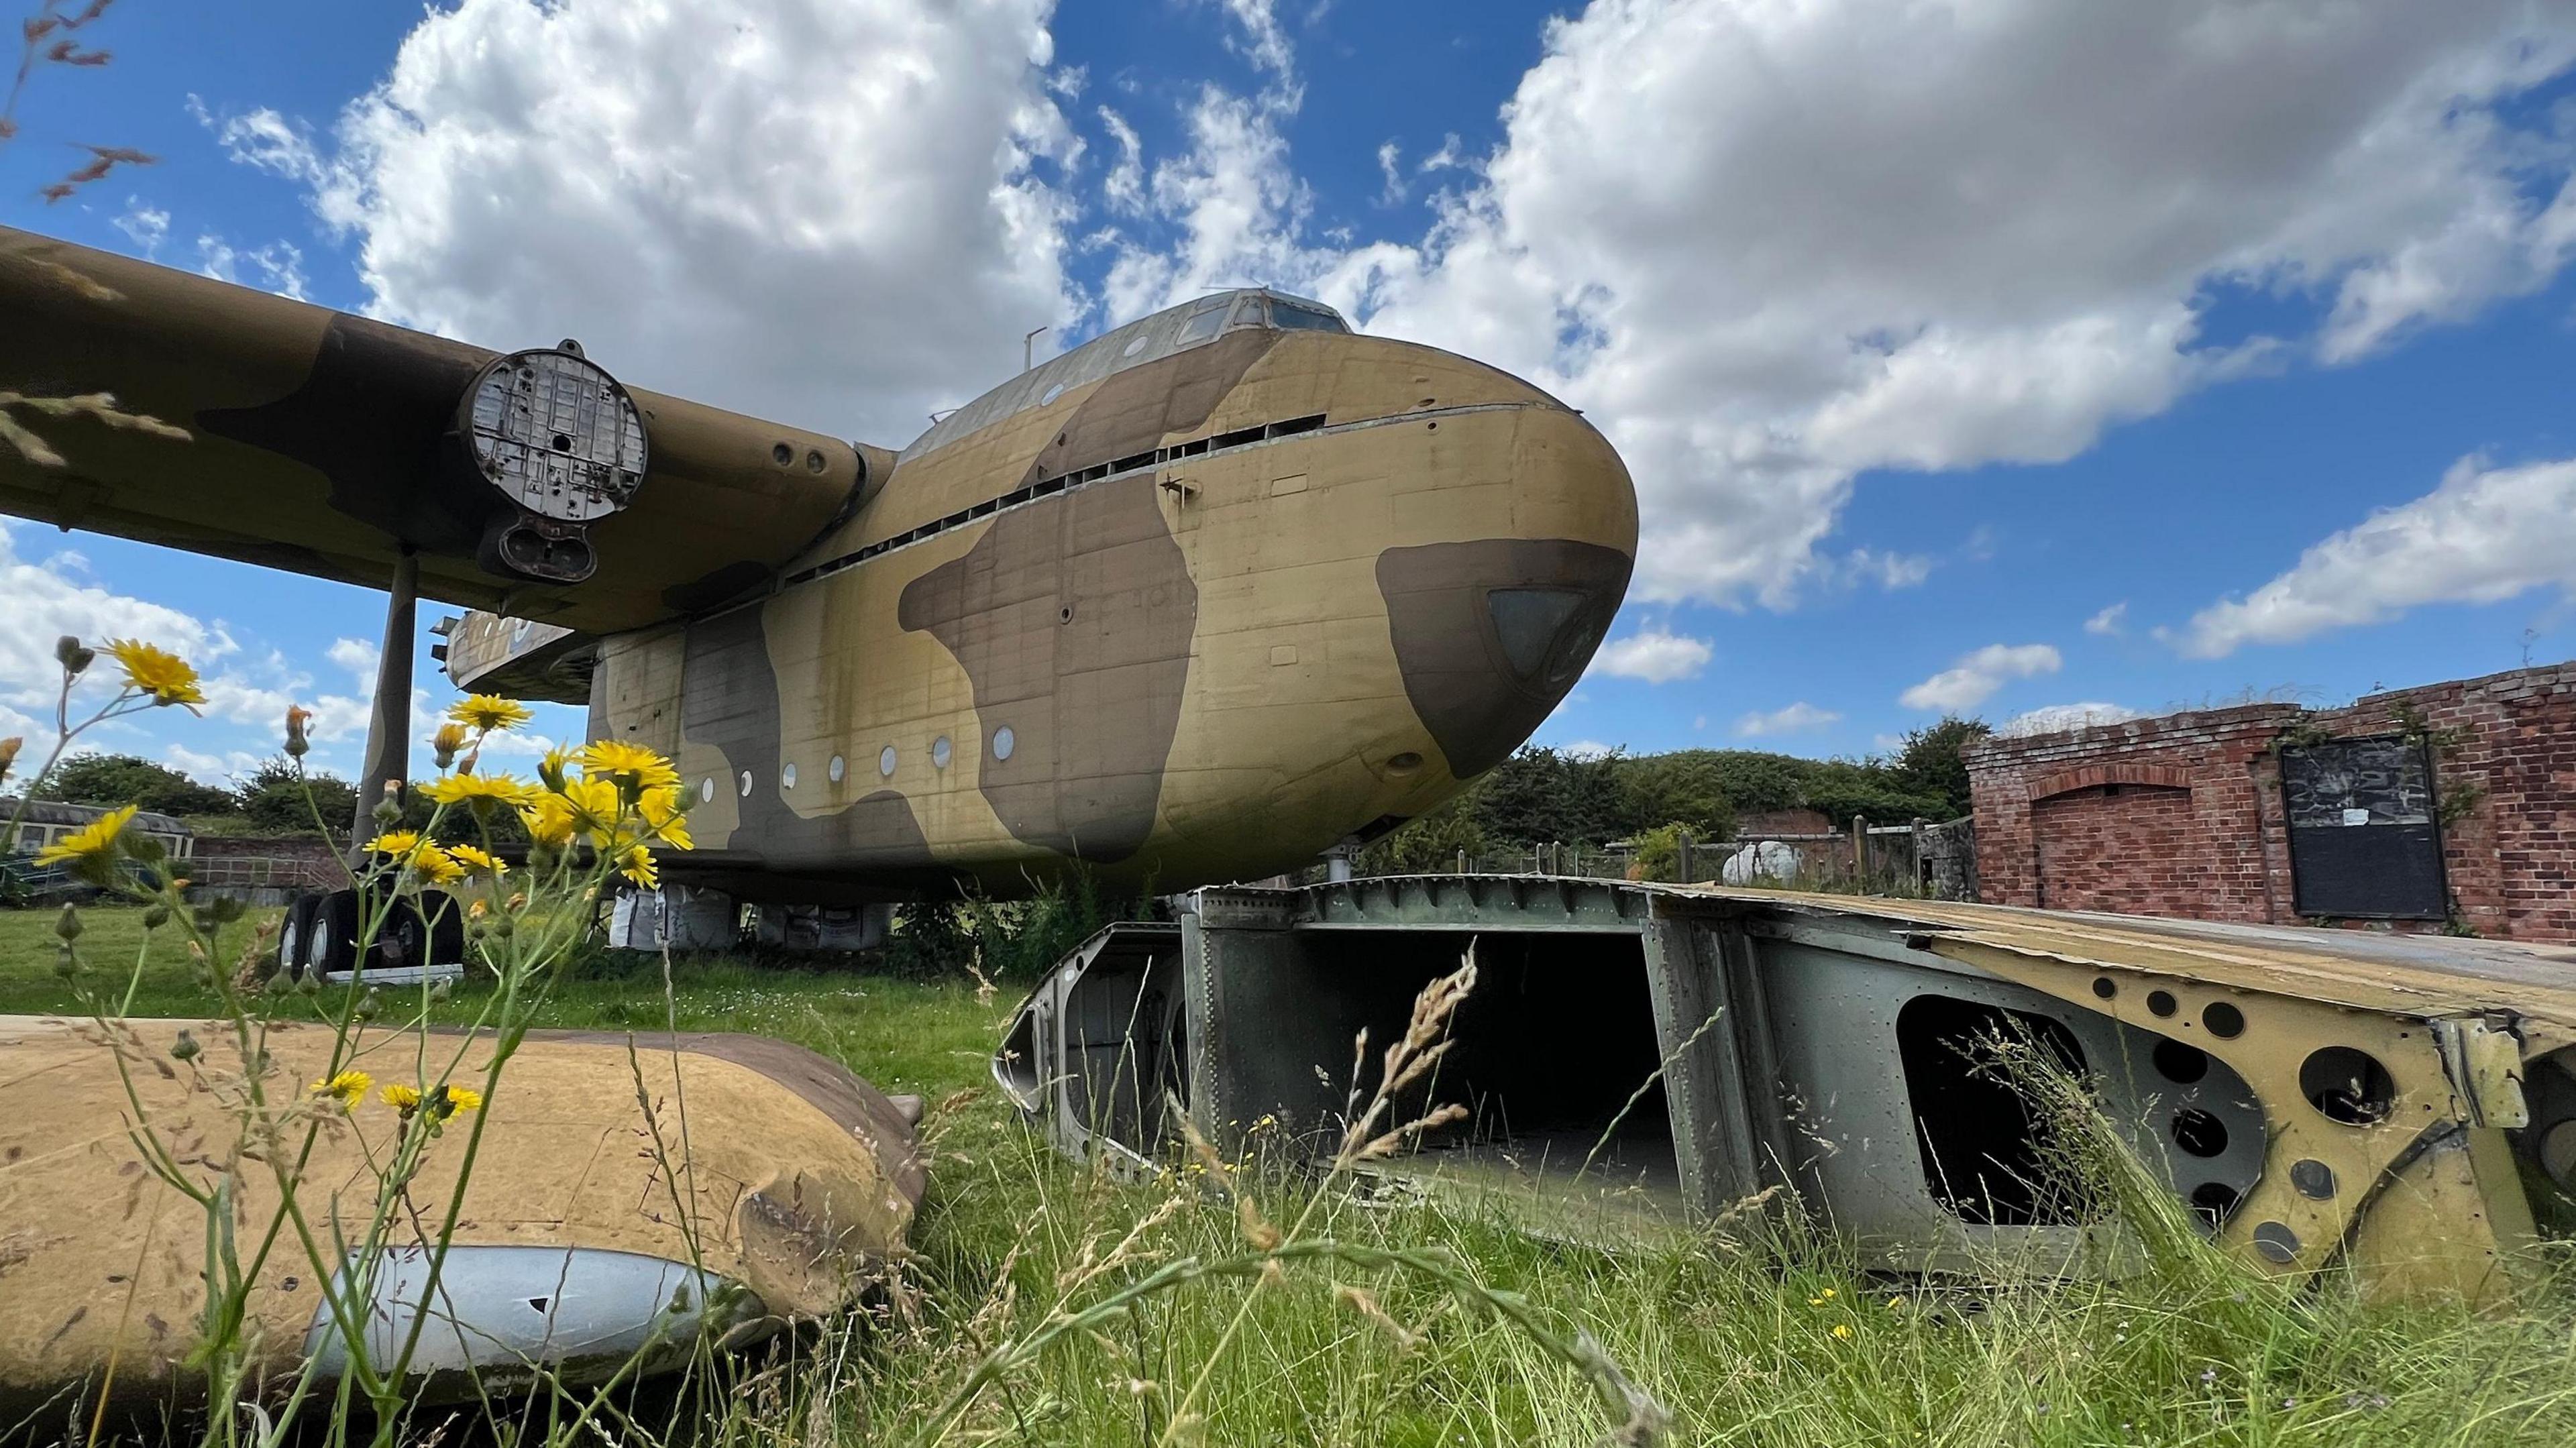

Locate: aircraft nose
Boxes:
[1372,407,1635,779]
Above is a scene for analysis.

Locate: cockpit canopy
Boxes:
[904,289,1352,460]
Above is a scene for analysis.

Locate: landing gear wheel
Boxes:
[307,890,362,978]
[276,891,323,981]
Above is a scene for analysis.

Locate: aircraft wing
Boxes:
[0,224,886,632]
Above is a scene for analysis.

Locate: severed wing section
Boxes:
[0,224,888,633]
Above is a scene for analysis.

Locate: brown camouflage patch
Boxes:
[1376,537,1633,778]
[1017,329,1279,488]
[898,473,1196,861]
[680,604,934,870]
[197,313,492,550]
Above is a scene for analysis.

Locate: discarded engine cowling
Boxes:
[998,879,2576,1300]
[0,1018,922,1414]
[453,345,649,583]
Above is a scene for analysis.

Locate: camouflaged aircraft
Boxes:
[1,223,1635,907]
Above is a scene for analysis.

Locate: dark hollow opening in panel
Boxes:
[1897,995,2092,1227]
[2153,1038,2210,1084]
[2190,1180,2243,1227]
[1059,950,1187,1160]
[2170,1107,2229,1158]
[1295,932,1677,1195]
[2300,1046,2396,1125]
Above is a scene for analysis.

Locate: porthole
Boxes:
[2251,1221,2302,1264]
[991,726,1016,761]
[782,763,797,789]
[1040,382,1065,406]
[879,744,897,777]
[931,736,953,769]
[700,777,714,803]
[829,755,846,783]
[2290,1159,2339,1199]
[738,770,753,797]
[1122,333,1150,357]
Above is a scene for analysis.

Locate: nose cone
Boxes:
[1374,404,1635,779]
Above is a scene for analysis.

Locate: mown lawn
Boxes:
[7,903,2576,1446]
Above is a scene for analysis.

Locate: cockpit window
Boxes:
[1175,299,1229,346]
[1271,300,1346,332]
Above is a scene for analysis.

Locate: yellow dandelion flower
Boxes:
[421,771,541,812]
[410,848,464,885]
[380,1082,423,1114]
[537,744,576,792]
[311,1069,372,1109]
[105,638,205,709]
[443,844,508,879]
[431,721,471,768]
[617,842,659,890]
[34,804,135,867]
[559,776,622,839]
[365,830,423,858]
[579,739,681,793]
[437,1084,483,1117]
[519,794,577,847]
[635,787,693,850]
[448,694,533,732]
[1831,1323,1854,1341]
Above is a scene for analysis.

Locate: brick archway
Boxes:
[2030,763,2195,801]
[2031,778,2200,914]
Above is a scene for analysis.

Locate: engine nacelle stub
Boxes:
[453,345,649,583]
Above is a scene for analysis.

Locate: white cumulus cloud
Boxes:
[1735,702,1841,738]
[259,0,1081,445]
[2084,602,2128,636]
[1900,643,2061,712]
[1591,628,1713,684]
[1132,0,2576,608]
[2178,453,2576,657]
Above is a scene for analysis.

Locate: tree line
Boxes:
[21,752,360,836]
[1358,716,1990,874]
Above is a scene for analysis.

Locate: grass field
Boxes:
[8,904,2576,1445]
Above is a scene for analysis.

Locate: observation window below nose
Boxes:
[1487,588,1587,679]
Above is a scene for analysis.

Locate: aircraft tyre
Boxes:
[305,890,364,977]
[276,890,323,981]
[300,890,468,979]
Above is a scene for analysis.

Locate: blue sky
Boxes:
[6,0,2576,789]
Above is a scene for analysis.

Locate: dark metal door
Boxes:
[2279,736,2447,920]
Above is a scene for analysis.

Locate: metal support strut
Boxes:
[352,548,419,850]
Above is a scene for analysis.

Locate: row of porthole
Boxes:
[696,725,1020,802]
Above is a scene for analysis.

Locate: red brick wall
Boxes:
[2030,784,2197,914]
[186,832,343,891]
[1962,662,2576,942]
